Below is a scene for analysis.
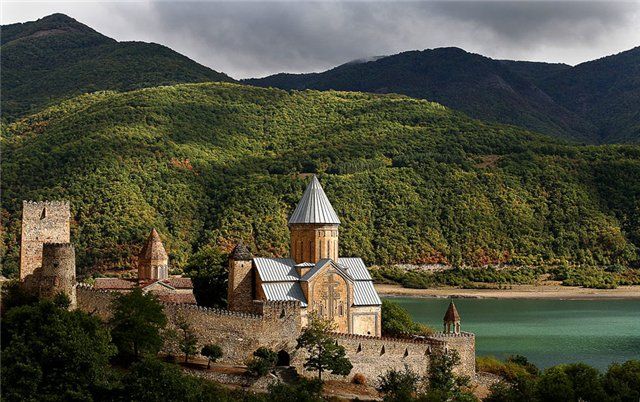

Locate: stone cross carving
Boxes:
[321,271,342,319]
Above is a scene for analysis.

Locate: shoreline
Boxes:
[374,283,640,300]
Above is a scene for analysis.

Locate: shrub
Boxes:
[247,347,277,377]
[352,373,367,385]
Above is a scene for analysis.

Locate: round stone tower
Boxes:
[40,242,77,309]
[227,242,254,312]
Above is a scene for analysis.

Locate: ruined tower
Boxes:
[227,242,254,312]
[288,175,340,264]
[443,300,461,334]
[39,243,77,309]
[138,229,169,280]
[20,201,71,283]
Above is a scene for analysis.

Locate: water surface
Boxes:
[388,297,640,369]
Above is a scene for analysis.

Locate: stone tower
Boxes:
[443,300,461,334]
[39,243,77,309]
[20,201,71,282]
[138,229,169,280]
[227,242,254,312]
[288,175,340,264]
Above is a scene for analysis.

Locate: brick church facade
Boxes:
[228,175,382,336]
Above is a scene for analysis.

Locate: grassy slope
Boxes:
[2,82,639,276]
[1,14,234,120]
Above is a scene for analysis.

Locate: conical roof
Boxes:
[443,300,461,322]
[231,242,253,260]
[139,228,168,261]
[288,175,340,225]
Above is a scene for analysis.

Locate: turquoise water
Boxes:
[388,297,640,369]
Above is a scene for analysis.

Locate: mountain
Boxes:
[2,83,638,276]
[246,47,640,143]
[538,47,640,144]
[1,14,234,120]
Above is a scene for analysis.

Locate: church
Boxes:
[227,175,382,337]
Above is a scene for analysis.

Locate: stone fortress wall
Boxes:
[76,286,475,381]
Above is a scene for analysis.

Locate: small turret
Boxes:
[443,300,461,334]
[138,229,169,280]
[227,242,254,312]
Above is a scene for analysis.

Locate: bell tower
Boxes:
[443,300,461,334]
[288,175,340,264]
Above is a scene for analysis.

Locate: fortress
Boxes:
[18,176,475,381]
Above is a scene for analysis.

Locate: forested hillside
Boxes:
[246,47,640,144]
[1,13,233,120]
[539,46,640,144]
[2,83,639,276]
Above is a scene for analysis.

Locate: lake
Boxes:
[388,297,640,370]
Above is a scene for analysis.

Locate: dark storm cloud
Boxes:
[2,1,639,78]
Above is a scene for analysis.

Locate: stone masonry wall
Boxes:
[292,332,446,383]
[431,332,476,376]
[76,287,475,380]
[20,201,70,281]
[76,287,302,364]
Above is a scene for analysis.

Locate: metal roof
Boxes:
[353,281,382,306]
[254,257,298,282]
[337,257,372,281]
[301,259,353,282]
[262,282,308,307]
[288,175,341,225]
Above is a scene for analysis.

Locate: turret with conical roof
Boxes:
[443,300,461,334]
[138,228,169,280]
[227,241,255,311]
[289,175,340,263]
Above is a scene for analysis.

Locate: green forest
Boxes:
[2,82,639,276]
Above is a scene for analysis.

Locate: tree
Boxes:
[121,358,233,402]
[603,360,640,401]
[536,366,574,402]
[295,313,352,381]
[1,301,116,401]
[110,288,167,362]
[381,299,433,337]
[185,246,228,308]
[427,350,475,401]
[247,347,277,377]
[377,365,422,402]
[201,344,223,369]
[176,315,198,363]
[267,378,324,402]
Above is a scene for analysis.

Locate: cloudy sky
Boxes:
[3,1,639,79]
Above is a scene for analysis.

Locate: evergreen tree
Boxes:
[176,315,198,363]
[110,288,167,362]
[201,344,223,369]
[1,301,116,401]
[296,313,353,380]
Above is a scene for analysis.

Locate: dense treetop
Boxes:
[246,46,640,144]
[1,13,234,120]
[2,82,638,275]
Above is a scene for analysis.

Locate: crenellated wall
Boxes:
[75,286,475,380]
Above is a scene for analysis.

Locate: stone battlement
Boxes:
[23,200,70,207]
[431,331,475,338]
[330,331,446,346]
